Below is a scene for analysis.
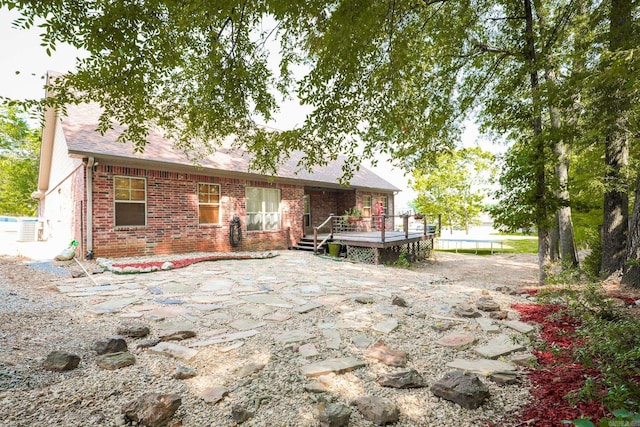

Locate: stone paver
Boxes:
[475,318,501,334]
[436,332,476,347]
[274,330,314,344]
[148,342,198,361]
[229,319,266,331]
[474,335,525,359]
[446,358,517,376]
[504,320,535,334]
[300,357,366,377]
[191,330,259,347]
[323,329,341,349]
[241,294,294,308]
[298,343,319,357]
[294,302,323,314]
[371,319,398,334]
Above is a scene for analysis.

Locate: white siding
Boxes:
[49,120,82,189]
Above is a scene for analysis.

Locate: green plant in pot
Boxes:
[343,207,363,223]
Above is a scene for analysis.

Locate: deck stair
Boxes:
[292,235,328,253]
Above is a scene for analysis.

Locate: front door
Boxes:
[303,195,311,235]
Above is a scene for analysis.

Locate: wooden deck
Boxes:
[316,231,436,264]
[320,231,436,248]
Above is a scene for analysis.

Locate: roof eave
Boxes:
[67,150,399,193]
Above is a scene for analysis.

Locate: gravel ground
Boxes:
[0,251,539,427]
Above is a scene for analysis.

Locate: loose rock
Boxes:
[391,296,408,307]
[117,322,150,338]
[354,295,375,304]
[96,352,136,370]
[354,396,399,425]
[122,393,181,427]
[431,371,489,409]
[43,351,80,371]
[476,297,501,312]
[136,338,161,350]
[365,341,408,367]
[171,365,196,379]
[454,304,482,318]
[489,311,509,320]
[231,405,253,424]
[376,369,426,388]
[317,403,351,427]
[94,336,128,355]
[234,362,266,378]
[159,329,196,341]
[200,386,228,404]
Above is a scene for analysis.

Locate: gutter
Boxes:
[32,91,58,208]
[86,157,94,259]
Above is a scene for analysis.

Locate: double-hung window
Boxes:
[362,195,372,217]
[246,187,280,231]
[114,176,146,226]
[198,183,221,224]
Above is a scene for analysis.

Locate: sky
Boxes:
[0,7,495,213]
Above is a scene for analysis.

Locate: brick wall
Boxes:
[355,190,395,230]
[88,165,305,258]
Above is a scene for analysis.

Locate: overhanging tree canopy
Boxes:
[2,0,639,283]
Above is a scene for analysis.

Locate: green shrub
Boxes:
[540,284,640,412]
[582,229,603,280]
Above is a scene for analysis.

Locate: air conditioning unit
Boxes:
[17,218,38,242]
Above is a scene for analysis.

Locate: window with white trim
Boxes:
[246,187,280,231]
[362,195,372,217]
[198,183,221,224]
[114,176,146,226]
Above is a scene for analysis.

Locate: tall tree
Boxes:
[0,106,40,216]
[600,0,633,275]
[411,147,494,234]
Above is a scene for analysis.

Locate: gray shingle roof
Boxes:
[61,103,400,192]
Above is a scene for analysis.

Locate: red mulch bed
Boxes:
[111,254,253,270]
[512,303,607,426]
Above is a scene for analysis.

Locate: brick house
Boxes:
[33,101,399,260]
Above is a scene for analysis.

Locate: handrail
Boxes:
[313,214,335,254]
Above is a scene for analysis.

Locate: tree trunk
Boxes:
[549,214,559,262]
[524,0,550,283]
[552,135,579,267]
[539,14,579,268]
[622,166,640,287]
[601,0,631,275]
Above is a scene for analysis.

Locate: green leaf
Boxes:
[573,419,596,427]
[612,409,632,418]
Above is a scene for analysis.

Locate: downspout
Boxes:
[86,157,94,259]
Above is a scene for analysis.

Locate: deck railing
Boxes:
[312,214,433,254]
[313,214,335,254]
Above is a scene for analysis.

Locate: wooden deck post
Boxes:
[313,227,318,254]
[403,215,409,239]
[381,215,386,243]
[330,213,334,238]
